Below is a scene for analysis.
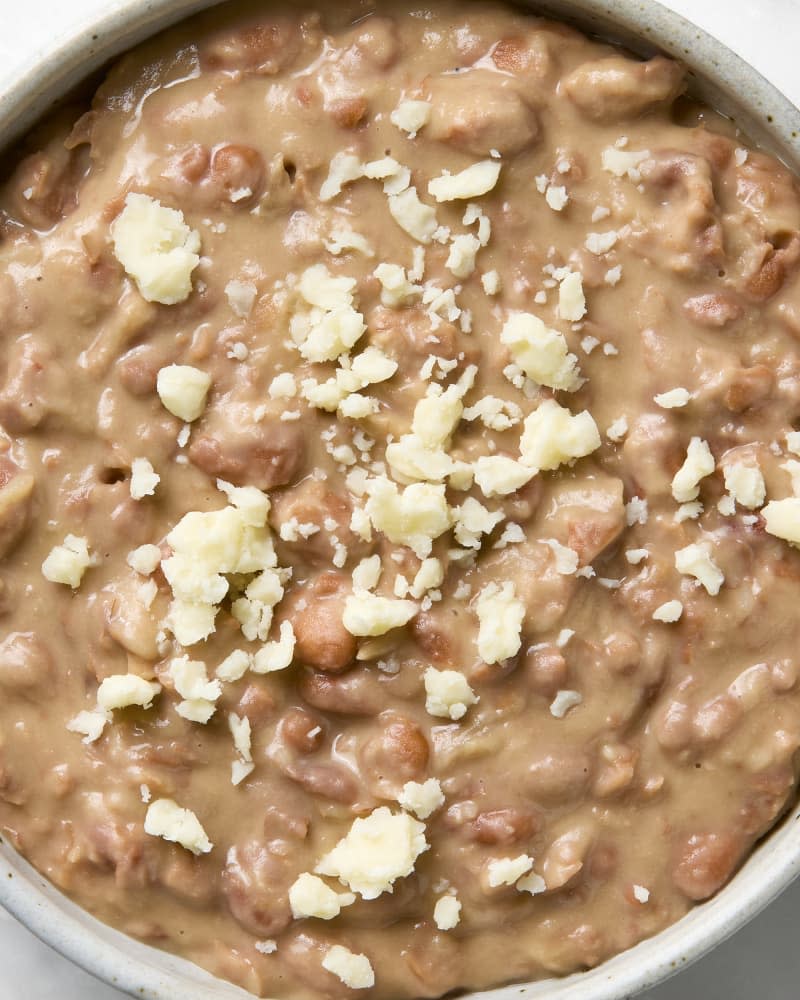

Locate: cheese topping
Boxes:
[500,313,581,391]
[475,581,525,664]
[428,161,502,202]
[156,365,212,422]
[424,667,479,720]
[671,437,715,503]
[322,945,375,990]
[144,798,213,855]
[315,807,428,899]
[42,534,92,588]
[110,193,201,305]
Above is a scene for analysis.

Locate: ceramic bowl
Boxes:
[1,2,799,998]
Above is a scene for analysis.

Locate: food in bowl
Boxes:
[1,0,800,996]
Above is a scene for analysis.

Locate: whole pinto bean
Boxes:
[200,14,307,74]
[271,706,358,804]
[298,666,383,716]
[672,830,745,901]
[470,808,540,845]
[0,632,52,691]
[562,55,684,122]
[0,466,34,559]
[425,70,540,157]
[222,840,294,936]
[357,710,430,798]
[287,572,357,673]
[189,406,304,491]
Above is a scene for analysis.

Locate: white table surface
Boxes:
[1,1,799,997]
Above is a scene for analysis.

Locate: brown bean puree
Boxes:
[2,0,800,996]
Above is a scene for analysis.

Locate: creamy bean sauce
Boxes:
[2,1,800,997]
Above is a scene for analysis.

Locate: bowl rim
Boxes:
[1,2,799,999]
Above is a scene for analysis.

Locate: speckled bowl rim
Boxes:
[1,1,799,999]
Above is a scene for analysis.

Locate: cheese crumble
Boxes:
[111,193,201,305]
[144,798,212,855]
[315,807,428,899]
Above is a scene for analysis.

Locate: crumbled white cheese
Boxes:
[343,592,418,637]
[169,655,222,705]
[482,270,501,295]
[473,455,535,498]
[66,709,110,744]
[446,233,482,279]
[428,161,502,202]
[585,230,619,255]
[734,148,748,167]
[352,554,383,592]
[633,884,651,904]
[410,558,444,598]
[289,873,355,920]
[269,372,297,399]
[225,279,257,318]
[388,187,438,243]
[42,534,92,588]
[675,543,724,595]
[786,431,800,456]
[550,689,583,718]
[675,501,703,523]
[463,395,522,431]
[252,620,296,673]
[557,272,586,322]
[724,461,766,509]
[322,946,375,990]
[487,854,534,887]
[162,484,279,646]
[543,538,580,575]
[320,152,364,202]
[111,193,200,305]
[374,262,422,307]
[424,667,478,720]
[501,312,581,391]
[255,940,277,956]
[325,227,374,257]
[544,184,569,211]
[601,147,650,179]
[517,871,547,895]
[127,543,162,576]
[97,674,161,712]
[397,778,445,820]
[625,548,649,565]
[476,581,524,664]
[292,264,366,363]
[652,600,683,623]
[144,798,212,855]
[130,457,160,500]
[672,437,715,503]
[228,712,252,763]
[606,416,628,442]
[762,498,800,546]
[433,894,461,930]
[156,365,211,422]
[391,99,432,136]
[654,387,691,409]
[453,496,504,548]
[365,477,451,557]
[519,400,601,471]
[315,807,428,900]
[626,496,648,526]
[216,650,252,682]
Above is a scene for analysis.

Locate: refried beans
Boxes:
[1,1,800,996]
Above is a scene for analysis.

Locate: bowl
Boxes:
[1,2,799,998]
